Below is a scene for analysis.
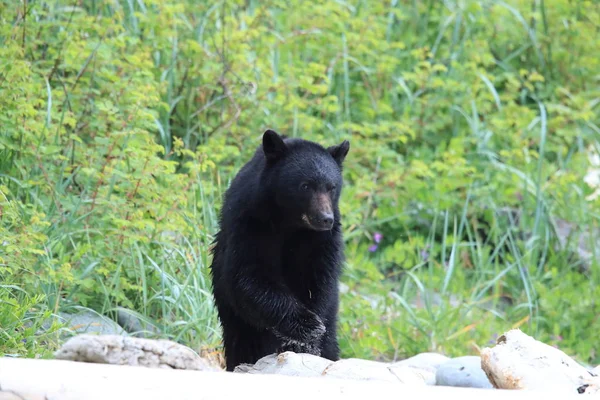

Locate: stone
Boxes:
[323,358,429,385]
[235,352,333,377]
[32,310,126,337]
[554,217,599,272]
[235,352,431,385]
[481,329,600,394]
[435,356,493,389]
[27,310,125,338]
[116,308,161,338]
[391,352,450,374]
[54,334,219,371]
[59,310,126,336]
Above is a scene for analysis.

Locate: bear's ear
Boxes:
[263,129,287,162]
[327,140,350,166]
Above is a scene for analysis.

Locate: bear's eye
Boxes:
[328,184,336,192]
[300,183,310,191]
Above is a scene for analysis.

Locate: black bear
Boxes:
[209,129,350,371]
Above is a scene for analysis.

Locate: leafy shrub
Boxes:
[1,0,599,363]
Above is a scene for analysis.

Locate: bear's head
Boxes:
[261,129,350,232]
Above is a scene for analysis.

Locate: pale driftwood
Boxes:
[481,329,600,395]
[54,334,220,371]
[322,358,435,385]
[0,357,583,400]
[235,352,434,385]
[234,351,334,377]
[0,393,46,400]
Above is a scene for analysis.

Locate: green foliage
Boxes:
[1,0,599,364]
[0,285,59,358]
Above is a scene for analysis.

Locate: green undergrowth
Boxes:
[1,0,599,364]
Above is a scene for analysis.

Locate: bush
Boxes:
[1,0,599,363]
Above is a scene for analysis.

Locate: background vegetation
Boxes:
[1,0,599,364]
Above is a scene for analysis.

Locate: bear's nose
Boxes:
[320,212,334,228]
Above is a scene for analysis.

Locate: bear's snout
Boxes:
[305,193,334,231]
[313,210,334,230]
[303,211,334,231]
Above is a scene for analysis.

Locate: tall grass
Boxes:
[1,0,599,363]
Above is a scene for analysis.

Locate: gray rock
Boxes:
[29,309,125,339]
[54,334,220,371]
[435,356,493,389]
[481,329,598,393]
[116,308,161,338]
[554,217,600,272]
[59,310,126,336]
[391,352,450,374]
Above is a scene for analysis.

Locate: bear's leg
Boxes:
[318,316,340,361]
[222,317,280,371]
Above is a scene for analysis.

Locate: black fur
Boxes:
[209,129,350,371]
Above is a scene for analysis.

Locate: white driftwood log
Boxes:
[0,357,584,400]
[481,329,600,395]
[235,352,435,385]
[54,334,220,371]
